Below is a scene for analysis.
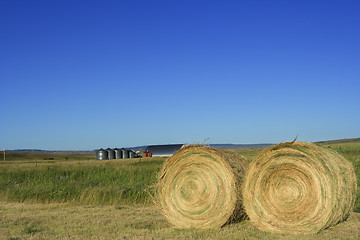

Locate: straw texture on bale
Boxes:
[243,142,357,234]
[157,145,248,229]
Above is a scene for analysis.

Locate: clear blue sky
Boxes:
[1,1,359,150]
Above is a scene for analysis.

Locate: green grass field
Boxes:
[0,140,359,239]
[0,155,163,205]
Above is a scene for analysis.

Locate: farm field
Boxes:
[1,202,359,240]
[1,139,359,239]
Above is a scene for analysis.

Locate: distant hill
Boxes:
[314,137,360,145]
[8,149,95,155]
[209,144,273,151]
[9,149,49,153]
[209,143,272,147]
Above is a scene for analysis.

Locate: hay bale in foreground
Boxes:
[157,145,248,229]
[243,142,357,234]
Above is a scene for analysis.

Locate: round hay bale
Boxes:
[157,145,248,229]
[243,142,357,234]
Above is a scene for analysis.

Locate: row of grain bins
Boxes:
[96,148,137,160]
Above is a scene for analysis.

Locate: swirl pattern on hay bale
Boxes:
[157,145,248,229]
[243,142,357,234]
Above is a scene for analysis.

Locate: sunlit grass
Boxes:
[0,144,359,239]
[0,144,358,211]
[0,158,164,205]
[1,202,359,240]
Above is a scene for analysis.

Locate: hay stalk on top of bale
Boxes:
[157,145,248,229]
[243,142,357,234]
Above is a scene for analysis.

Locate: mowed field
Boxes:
[1,139,359,239]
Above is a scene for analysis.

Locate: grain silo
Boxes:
[121,148,129,159]
[107,148,115,160]
[96,148,108,160]
[129,150,136,158]
[114,148,122,159]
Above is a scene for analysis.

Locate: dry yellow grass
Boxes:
[1,202,360,239]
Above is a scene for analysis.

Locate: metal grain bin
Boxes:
[114,148,122,159]
[121,148,129,159]
[96,148,108,160]
[107,148,115,160]
[129,150,136,158]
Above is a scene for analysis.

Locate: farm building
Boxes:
[143,151,152,157]
[144,144,184,157]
